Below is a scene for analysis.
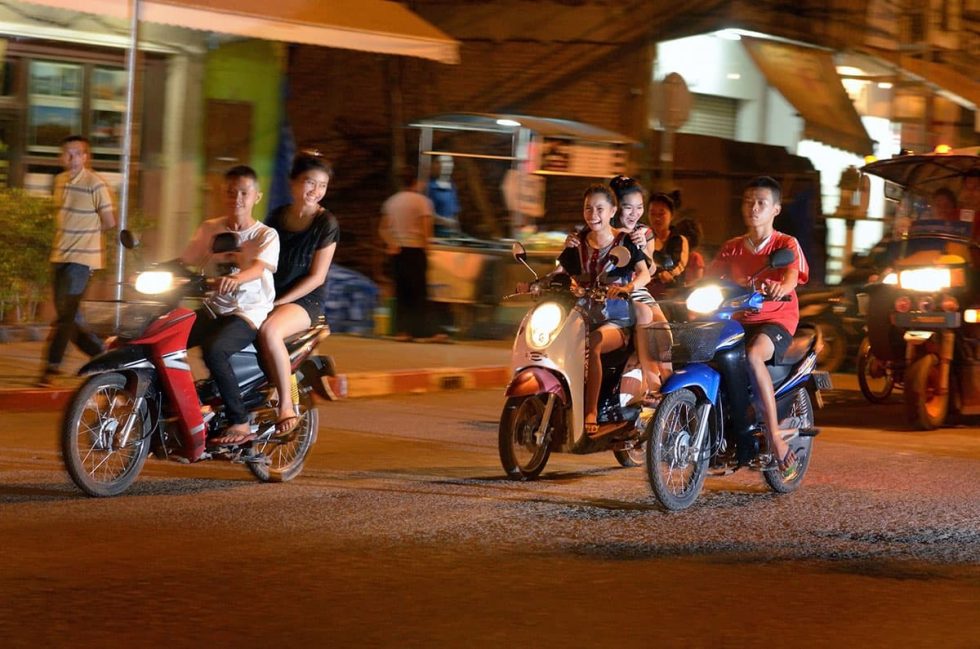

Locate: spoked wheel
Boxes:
[499,395,557,480]
[61,373,151,497]
[763,387,814,494]
[249,388,319,482]
[645,389,708,511]
[614,443,645,468]
[904,353,948,430]
[857,338,895,403]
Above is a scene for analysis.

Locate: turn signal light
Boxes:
[894,296,912,313]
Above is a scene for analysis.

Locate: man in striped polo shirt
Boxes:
[38,135,116,387]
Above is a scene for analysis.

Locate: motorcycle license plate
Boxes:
[893,312,960,329]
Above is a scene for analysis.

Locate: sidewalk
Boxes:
[0,334,514,412]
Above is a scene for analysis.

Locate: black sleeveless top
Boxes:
[265,205,340,303]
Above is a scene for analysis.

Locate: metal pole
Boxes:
[114,0,140,302]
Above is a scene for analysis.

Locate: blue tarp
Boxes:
[324,265,378,335]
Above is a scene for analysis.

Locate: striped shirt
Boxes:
[49,168,114,269]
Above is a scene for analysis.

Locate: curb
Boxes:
[0,366,512,412]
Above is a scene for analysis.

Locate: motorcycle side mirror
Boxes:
[119,229,139,250]
[769,247,795,269]
[609,245,632,268]
[511,241,527,263]
[511,241,538,279]
[212,232,240,254]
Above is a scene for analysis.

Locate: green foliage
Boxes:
[0,189,55,320]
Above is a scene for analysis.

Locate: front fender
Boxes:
[78,345,154,375]
[660,364,720,404]
[504,367,568,403]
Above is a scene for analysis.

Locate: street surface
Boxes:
[1,384,979,647]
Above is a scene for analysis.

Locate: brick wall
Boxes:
[285,37,647,283]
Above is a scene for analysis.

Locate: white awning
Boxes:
[14,0,460,64]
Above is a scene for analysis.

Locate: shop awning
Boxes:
[15,0,460,64]
[742,37,873,156]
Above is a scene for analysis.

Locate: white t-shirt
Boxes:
[181,217,280,328]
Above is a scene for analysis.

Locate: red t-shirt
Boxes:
[707,231,809,334]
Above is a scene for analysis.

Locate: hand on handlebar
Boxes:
[215,275,241,295]
[606,283,633,300]
[762,279,791,301]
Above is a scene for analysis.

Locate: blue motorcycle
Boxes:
[644,248,833,511]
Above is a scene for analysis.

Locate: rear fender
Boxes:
[299,355,337,401]
[504,367,568,404]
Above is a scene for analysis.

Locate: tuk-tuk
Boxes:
[857,149,980,429]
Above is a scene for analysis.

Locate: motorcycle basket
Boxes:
[80,299,171,339]
[641,321,727,365]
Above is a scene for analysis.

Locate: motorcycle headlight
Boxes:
[526,301,564,349]
[898,268,950,292]
[687,285,725,314]
[134,271,175,295]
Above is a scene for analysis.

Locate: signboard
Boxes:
[538,138,628,176]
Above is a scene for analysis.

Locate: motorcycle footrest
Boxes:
[799,427,820,437]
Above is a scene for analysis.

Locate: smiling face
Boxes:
[583,192,616,233]
[291,168,330,209]
[224,175,262,221]
[741,187,781,231]
[619,189,645,231]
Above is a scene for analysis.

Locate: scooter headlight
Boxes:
[134,271,175,295]
[526,302,564,349]
[687,285,725,314]
[898,267,950,292]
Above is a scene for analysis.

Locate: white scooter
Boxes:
[498,242,657,479]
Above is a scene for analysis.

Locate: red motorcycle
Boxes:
[61,231,336,497]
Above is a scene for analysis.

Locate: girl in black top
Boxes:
[646,192,689,298]
[258,153,339,434]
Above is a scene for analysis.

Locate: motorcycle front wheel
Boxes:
[645,389,708,511]
[249,388,319,483]
[763,387,814,494]
[499,395,556,480]
[857,338,895,403]
[614,443,645,468]
[905,353,947,430]
[62,372,151,497]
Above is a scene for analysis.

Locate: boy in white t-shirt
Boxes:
[180,165,279,445]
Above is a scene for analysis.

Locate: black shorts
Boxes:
[742,323,792,364]
[292,294,325,324]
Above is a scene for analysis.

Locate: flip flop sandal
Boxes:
[584,421,600,436]
[208,429,257,446]
[274,415,300,437]
[778,448,800,481]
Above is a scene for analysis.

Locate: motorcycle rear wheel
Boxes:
[905,353,947,430]
[645,389,708,511]
[62,372,151,498]
[499,395,555,480]
[249,388,319,483]
[763,387,814,494]
[857,338,895,403]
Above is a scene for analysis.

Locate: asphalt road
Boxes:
[1,386,978,648]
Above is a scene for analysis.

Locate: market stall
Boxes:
[409,112,637,322]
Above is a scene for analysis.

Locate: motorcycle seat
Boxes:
[776,327,817,366]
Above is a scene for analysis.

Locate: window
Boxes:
[28,60,81,153]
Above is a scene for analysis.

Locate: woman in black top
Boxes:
[646,191,689,298]
[258,153,339,434]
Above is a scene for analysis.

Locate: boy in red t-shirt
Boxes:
[708,176,809,479]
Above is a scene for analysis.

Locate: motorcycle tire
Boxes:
[499,395,555,480]
[62,372,151,498]
[614,444,645,468]
[249,387,319,483]
[645,388,708,511]
[763,387,814,494]
[857,338,895,404]
[814,320,846,374]
[905,353,948,430]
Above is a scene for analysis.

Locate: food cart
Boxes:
[408,112,637,328]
